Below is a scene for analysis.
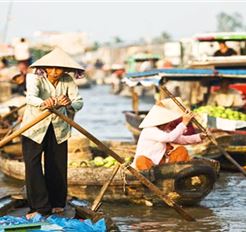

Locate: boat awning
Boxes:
[217,69,246,78]
[122,68,246,86]
[123,75,161,87]
[194,32,246,42]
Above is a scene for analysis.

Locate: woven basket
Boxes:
[68,135,90,153]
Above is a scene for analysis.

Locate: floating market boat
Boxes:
[202,134,246,171]
[0,151,219,206]
[190,32,246,70]
[122,68,246,142]
[123,110,147,142]
[74,77,92,89]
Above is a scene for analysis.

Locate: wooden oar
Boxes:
[0,110,51,148]
[160,85,246,177]
[91,164,120,212]
[51,108,195,222]
[3,120,22,138]
[2,103,26,120]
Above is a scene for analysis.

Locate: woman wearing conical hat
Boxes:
[21,47,85,219]
[132,98,206,171]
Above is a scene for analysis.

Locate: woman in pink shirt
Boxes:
[132,98,205,171]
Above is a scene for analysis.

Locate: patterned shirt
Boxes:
[21,73,83,144]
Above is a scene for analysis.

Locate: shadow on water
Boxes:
[0,85,245,231]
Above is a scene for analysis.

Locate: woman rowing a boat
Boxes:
[132,97,206,171]
[21,48,84,219]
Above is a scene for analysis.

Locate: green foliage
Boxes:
[152,31,172,44]
[113,36,124,44]
[30,47,51,62]
[216,12,244,32]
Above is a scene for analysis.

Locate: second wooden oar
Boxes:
[51,108,195,222]
[3,120,22,138]
[160,85,246,177]
[2,103,26,120]
[0,110,51,148]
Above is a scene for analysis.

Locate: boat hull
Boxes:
[205,134,246,171]
[0,154,219,206]
[123,111,147,143]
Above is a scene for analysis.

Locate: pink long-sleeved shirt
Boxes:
[132,122,201,167]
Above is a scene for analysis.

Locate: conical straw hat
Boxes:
[160,97,184,114]
[139,103,183,128]
[30,47,85,71]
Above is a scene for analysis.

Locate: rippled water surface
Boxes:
[0,85,245,231]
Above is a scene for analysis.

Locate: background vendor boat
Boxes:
[123,68,246,141]
[122,68,246,172]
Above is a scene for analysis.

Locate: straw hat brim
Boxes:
[30,47,85,71]
[139,104,183,128]
[160,97,184,114]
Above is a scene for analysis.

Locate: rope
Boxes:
[120,162,131,193]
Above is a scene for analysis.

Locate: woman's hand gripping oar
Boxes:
[160,85,246,177]
[50,108,196,222]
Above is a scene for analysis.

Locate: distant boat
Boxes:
[74,78,92,89]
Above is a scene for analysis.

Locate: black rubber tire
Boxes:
[174,165,217,199]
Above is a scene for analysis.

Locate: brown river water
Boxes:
[0,85,245,231]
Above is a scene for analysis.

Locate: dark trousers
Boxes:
[22,124,67,214]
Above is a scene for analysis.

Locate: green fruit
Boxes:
[95,161,105,166]
[93,157,105,166]
[220,113,227,118]
[104,161,115,168]
[94,156,104,162]
[124,157,133,163]
[217,106,225,111]
[104,156,115,163]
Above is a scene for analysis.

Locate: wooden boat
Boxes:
[74,78,92,89]
[123,110,147,142]
[203,134,246,171]
[0,95,26,139]
[0,153,219,206]
[122,68,246,142]
[0,195,119,231]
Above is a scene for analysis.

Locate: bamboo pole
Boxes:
[91,164,120,212]
[0,110,51,148]
[51,109,195,222]
[130,87,139,114]
[160,85,246,177]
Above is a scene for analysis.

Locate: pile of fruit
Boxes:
[69,156,133,168]
[193,106,246,121]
